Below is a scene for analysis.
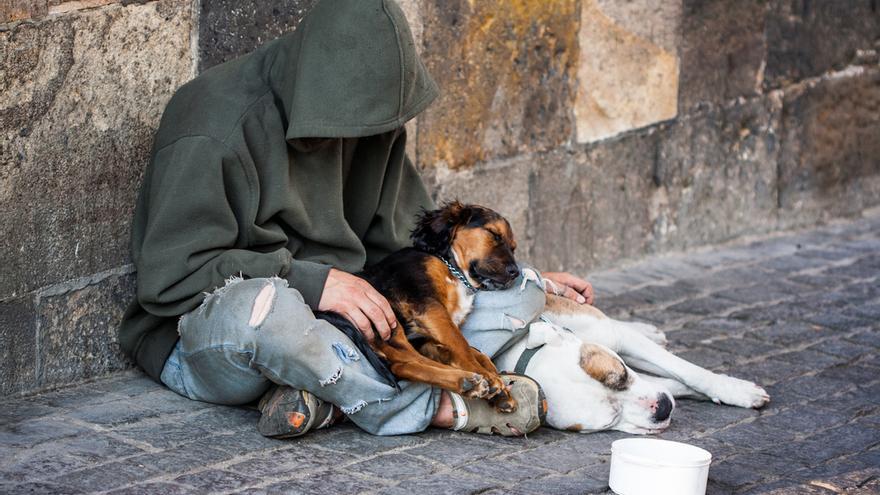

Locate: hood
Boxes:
[269,0,439,139]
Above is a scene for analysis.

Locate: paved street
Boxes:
[2,213,879,495]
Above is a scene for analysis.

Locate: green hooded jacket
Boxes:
[119,0,439,381]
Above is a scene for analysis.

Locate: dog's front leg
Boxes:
[609,325,769,408]
[639,374,707,400]
[416,304,516,412]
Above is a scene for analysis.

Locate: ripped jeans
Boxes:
[160,269,547,436]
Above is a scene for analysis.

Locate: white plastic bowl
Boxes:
[609,438,712,495]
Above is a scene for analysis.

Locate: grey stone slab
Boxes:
[0,2,193,299]
[789,424,880,465]
[507,470,609,495]
[345,453,435,480]
[227,444,357,478]
[314,425,424,457]
[264,468,385,494]
[106,482,199,495]
[0,399,58,427]
[457,457,552,483]
[0,296,37,396]
[0,481,84,495]
[113,420,216,451]
[704,336,783,360]
[380,472,498,495]
[757,255,830,275]
[53,458,161,492]
[777,70,880,219]
[0,418,92,449]
[747,321,827,346]
[712,282,803,306]
[129,444,233,477]
[764,1,880,88]
[37,273,135,388]
[667,297,743,316]
[404,436,502,468]
[505,441,605,474]
[68,399,161,428]
[174,469,259,493]
[0,447,92,483]
[678,0,766,109]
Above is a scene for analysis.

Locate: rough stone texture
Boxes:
[197,0,318,71]
[0,0,193,299]
[0,296,36,395]
[574,0,679,143]
[2,215,879,494]
[0,0,192,395]
[777,67,880,224]
[678,0,768,110]
[764,0,880,89]
[36,272,135,388]
[416,0,579,169]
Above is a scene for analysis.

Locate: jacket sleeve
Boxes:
[132,136,295,317]
[362,132,435,265]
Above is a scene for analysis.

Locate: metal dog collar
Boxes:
[439,256,478,295]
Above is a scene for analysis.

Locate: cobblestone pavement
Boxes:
[3,214,880,495]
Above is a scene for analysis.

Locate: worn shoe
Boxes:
[257,386,337,438]
[450,373,547,436]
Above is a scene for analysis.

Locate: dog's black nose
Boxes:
[505,264,520,278]
[653,393,673,422]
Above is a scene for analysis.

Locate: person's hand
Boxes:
[318,268,398,342]
[541,272,594,305]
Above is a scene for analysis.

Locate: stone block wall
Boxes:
[2,0,878,395]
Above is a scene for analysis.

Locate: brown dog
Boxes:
[319,201,520,412]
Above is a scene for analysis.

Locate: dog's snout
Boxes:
[653,393,673,422]
[505,264,520,278]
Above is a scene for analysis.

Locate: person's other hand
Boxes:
[541,271,594,305]
[318,268,398,341]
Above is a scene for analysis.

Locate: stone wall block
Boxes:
[765,0,880,89]
[778,68,880,223]
[574,0,680,143]
[198,0,318,71]
[678,0,768,110]
[1,0,48,24]
[656,97,782,249]
[417,0,580,169]
[37,272,135,387]
[0,296,37,395]
[421,157,532,251]
[0,0,193,300]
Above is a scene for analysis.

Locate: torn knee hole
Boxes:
[249,283,276,327]
[319,367,343,386]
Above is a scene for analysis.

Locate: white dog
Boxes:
[494,294,770,434]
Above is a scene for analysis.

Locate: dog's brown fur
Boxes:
[342,202,521,411]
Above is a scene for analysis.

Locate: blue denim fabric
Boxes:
[160,268,546,435]
[160,276,439,435]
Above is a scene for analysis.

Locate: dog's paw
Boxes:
[708,375,770,409]
[461,374,491,399]
[490,391,518,414]
[629,321,667,347]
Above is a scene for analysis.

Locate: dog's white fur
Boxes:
[494,297,770,433]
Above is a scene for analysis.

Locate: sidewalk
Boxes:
[2,213,879,495]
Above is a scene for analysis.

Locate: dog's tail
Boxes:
[313,311,400,391]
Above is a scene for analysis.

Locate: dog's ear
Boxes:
[411,201,472,257]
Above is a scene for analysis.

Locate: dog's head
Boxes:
[411,201,519,290]
[522,322,675,435]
